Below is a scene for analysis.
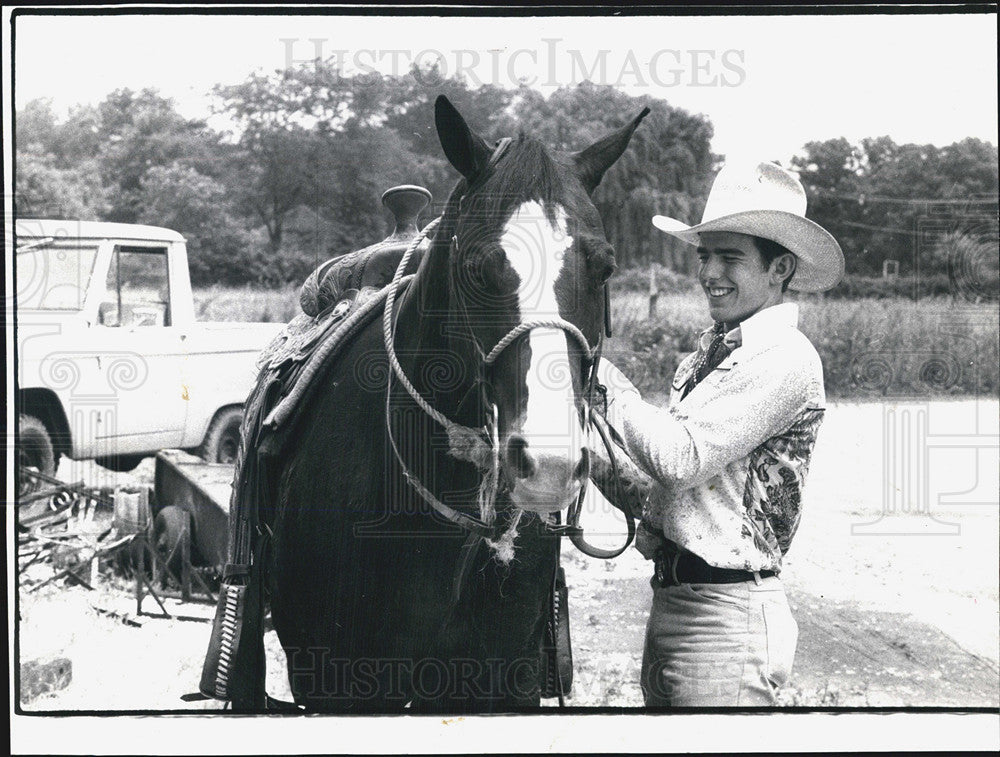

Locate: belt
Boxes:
[653,540,776,586]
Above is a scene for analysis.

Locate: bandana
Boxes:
[681,322,743,399]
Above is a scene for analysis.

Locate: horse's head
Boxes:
[434,96,648,514]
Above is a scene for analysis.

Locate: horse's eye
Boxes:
[599,257,616,284]
[590,245,617,285]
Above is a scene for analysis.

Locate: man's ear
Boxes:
[771,253,797,287]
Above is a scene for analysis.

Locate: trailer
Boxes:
[115,449,234,612]
[152,449,232,571]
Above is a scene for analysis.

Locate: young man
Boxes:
[596,160,844,707]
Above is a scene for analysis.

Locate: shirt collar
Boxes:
[736,302,799,350]
[699,302,799,356]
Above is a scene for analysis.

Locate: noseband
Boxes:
[381,145,634,559]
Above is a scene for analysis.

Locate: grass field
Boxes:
[194,282,999,399]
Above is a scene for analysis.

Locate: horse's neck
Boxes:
[394,219,481,429]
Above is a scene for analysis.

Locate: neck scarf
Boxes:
[681,322,743,399]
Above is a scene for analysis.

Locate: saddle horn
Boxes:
[382,185,433,242]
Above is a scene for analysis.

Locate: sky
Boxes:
[8,11,999,163]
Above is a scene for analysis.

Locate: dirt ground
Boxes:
[13,399,999,712]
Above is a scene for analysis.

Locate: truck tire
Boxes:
[198,407,243,464]
[18,414,56,496]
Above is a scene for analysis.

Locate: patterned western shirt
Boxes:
[617,302,826,572]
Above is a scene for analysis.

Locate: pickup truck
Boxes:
[14,219,283,490]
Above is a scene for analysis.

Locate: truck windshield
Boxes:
[16,242,99,311]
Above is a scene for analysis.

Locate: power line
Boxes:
[810,188,999,206]
[838,218,999,237]
[838,219,921,236]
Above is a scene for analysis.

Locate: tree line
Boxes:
[15,62,998,291]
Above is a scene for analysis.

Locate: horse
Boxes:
[261,96,647,712]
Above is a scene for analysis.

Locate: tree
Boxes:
[15,151,108,220]
[213,70,338,256]
[136,163,262,285]
[794,135,998,277]
[511,81,715,268]
[212,63,444,263]
[15,98,59,153]
[95,88,226,223]
[792,137,869,269]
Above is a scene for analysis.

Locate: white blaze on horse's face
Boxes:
[500,200,587,513]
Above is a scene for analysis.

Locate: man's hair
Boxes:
[754,237,795,292]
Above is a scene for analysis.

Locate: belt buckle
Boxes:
[655,548,682,587]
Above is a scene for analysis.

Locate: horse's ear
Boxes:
[573,107,651,194]
[435,95,493,181]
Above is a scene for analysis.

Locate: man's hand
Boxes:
[595,358,640,403]
[589,416,654,522]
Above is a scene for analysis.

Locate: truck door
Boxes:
[90,245,188,453]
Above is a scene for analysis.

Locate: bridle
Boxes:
[381,140,634,559]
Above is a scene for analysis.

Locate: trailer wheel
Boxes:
[18,414,56,496]
[153,506,192,584]
[95,454,146,473]
[199,407,243,464]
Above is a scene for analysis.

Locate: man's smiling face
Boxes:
[696,231,784,325]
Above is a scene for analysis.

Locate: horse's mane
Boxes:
[481,133,568,223]
[435,133,570,230]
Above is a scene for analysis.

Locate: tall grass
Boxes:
[193,284,300,323]
[194,283,999,399]
[610,288,999,399]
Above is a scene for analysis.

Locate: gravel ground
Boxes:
[14,399,999,712]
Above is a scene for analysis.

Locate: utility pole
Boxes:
[647,266,658,320]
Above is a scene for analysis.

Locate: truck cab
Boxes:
[15,219,282,483]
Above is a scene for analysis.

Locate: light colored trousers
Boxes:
[640,574,798,706]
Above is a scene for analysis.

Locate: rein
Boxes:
[381,147,634,559]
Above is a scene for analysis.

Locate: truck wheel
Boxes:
[18,414,56,496]
[153,505,192,583]
[199,407,243,464]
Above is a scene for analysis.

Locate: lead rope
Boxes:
[382,218,518,547]
[382,217,595,460]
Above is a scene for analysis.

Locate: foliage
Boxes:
[192,284,300,323]
[135,163,266,286]
[509,81,716,269]
[603,280,998,399]
[191,279,999,399]
[95,89,225,223]
[15,151,108,220]
[793,136,998,278]
[14,74,997,290]
[797,296,999,399]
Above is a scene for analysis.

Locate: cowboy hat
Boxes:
[652,161,845,292]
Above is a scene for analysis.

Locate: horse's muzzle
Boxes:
[505,435,588,513]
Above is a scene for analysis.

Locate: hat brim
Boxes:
[651,210,845,292]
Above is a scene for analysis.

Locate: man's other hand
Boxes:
[595,358,640,404]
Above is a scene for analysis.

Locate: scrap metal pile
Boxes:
[17,469,146,593]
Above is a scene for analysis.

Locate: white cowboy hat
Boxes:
[651,160,845,292]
